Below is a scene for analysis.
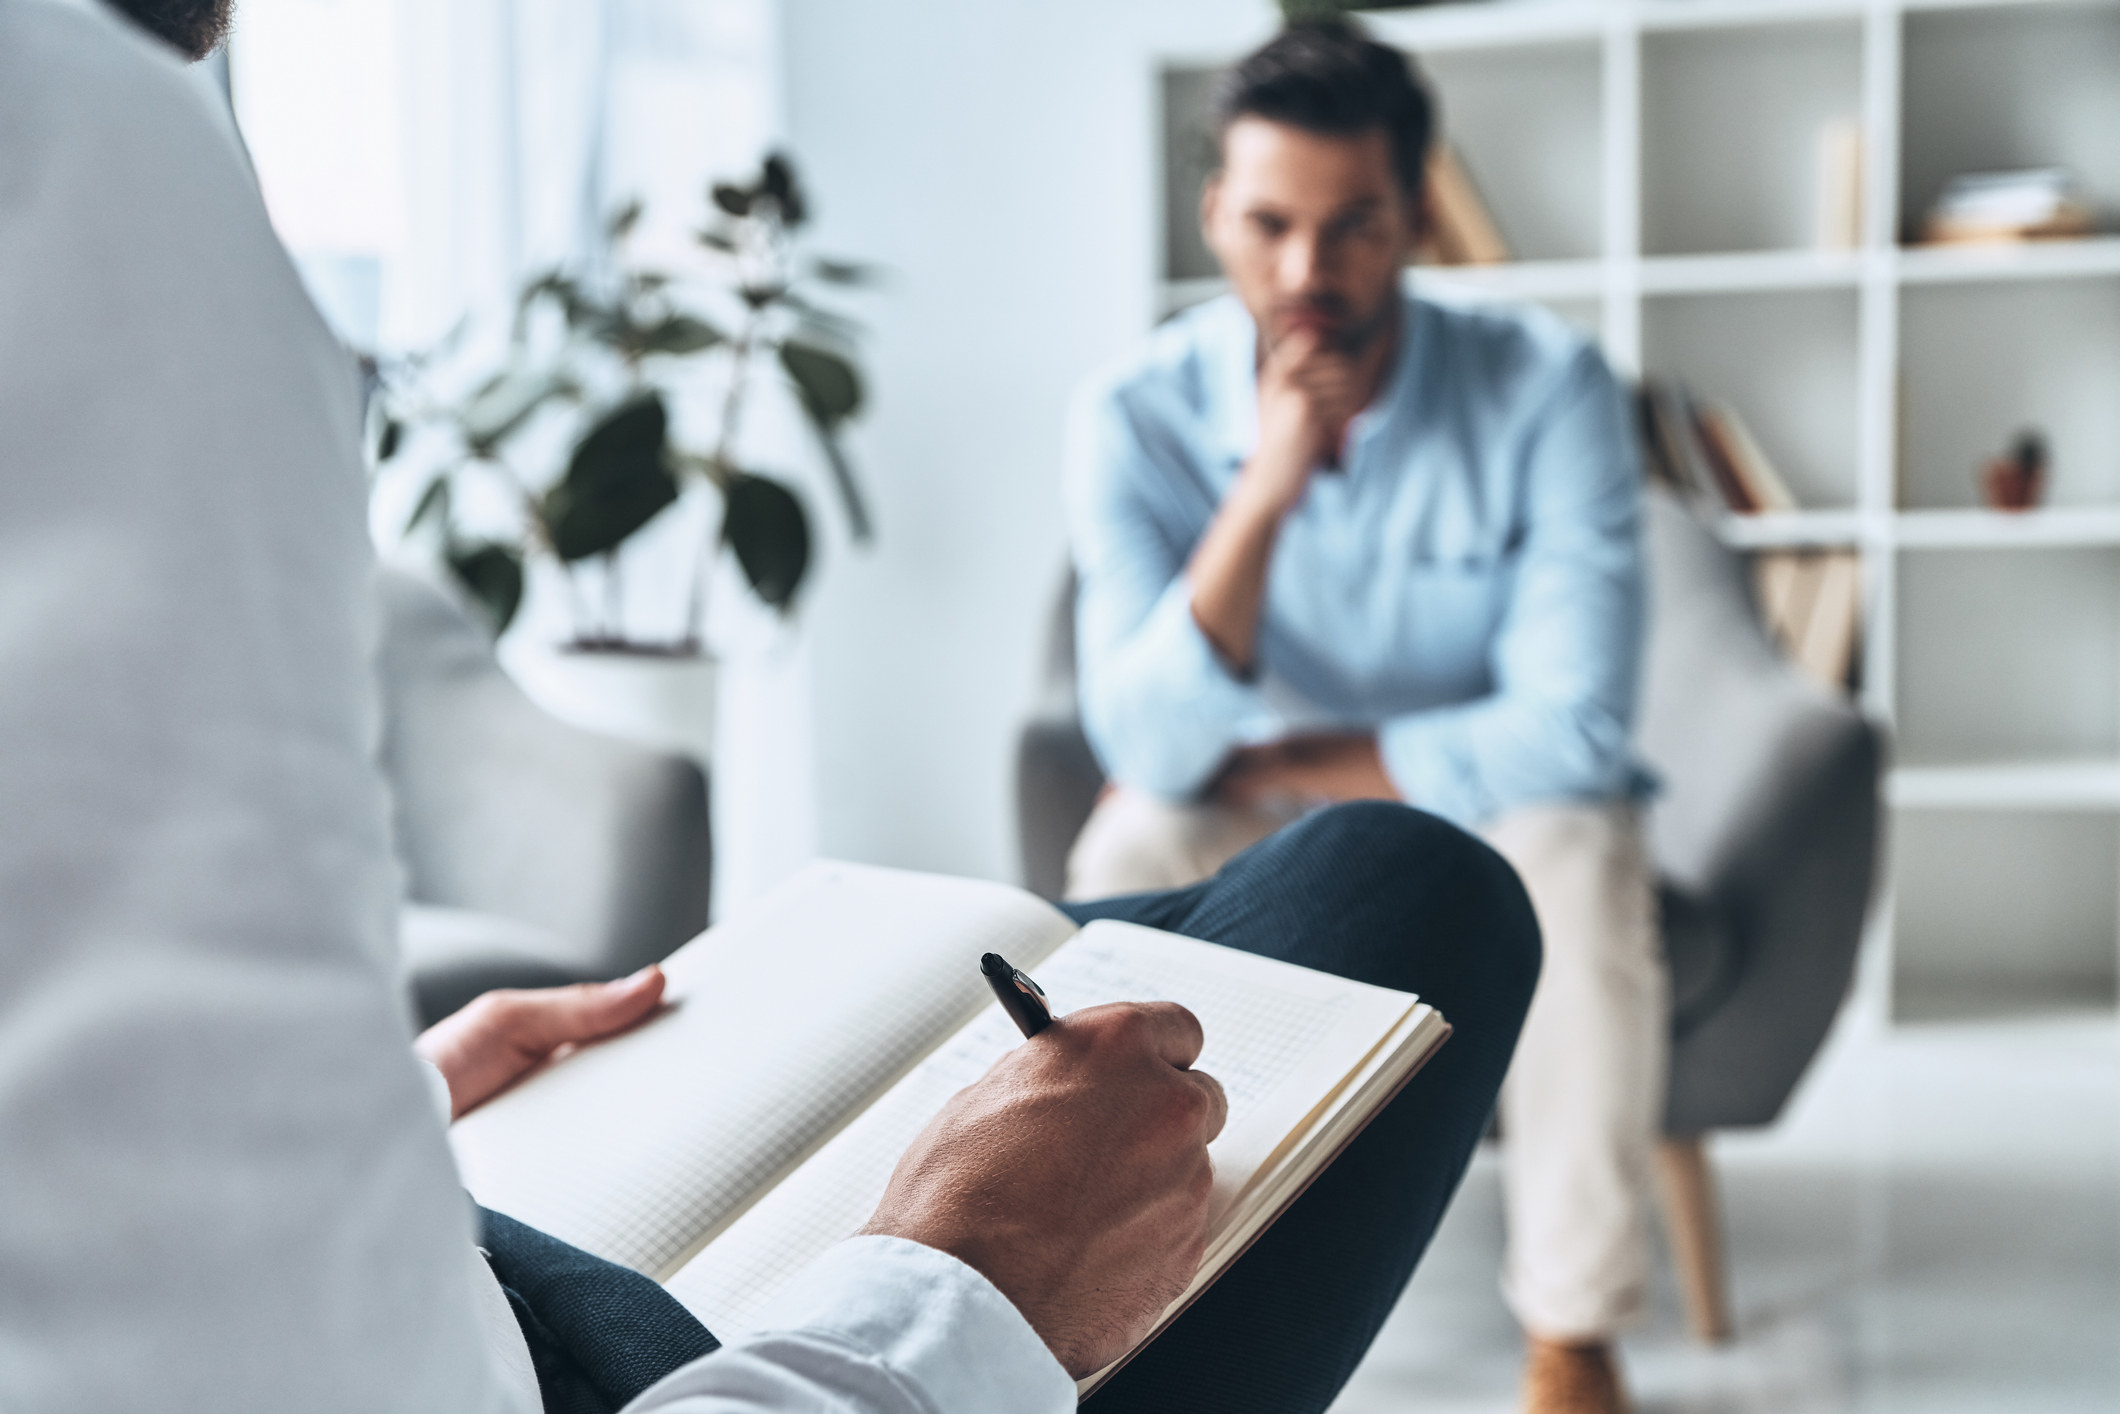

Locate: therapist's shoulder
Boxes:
[0,0,240,180]
[1415,293,1618,420]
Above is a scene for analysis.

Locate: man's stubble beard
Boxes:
[108,0,236,61]
[1263,282,1401,361]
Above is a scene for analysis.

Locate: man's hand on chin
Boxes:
[861,1001,1228,1379]
[415,968,668,1119]
[1215,732,1400,810]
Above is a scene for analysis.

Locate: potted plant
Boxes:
[375,153,872,638]
[371,153,872,760]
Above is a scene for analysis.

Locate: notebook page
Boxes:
[1076,1003,1449,1398]
[665,920,1415,1334]
[449,861,1076,1277]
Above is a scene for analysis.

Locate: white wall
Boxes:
[782,0,1280,882]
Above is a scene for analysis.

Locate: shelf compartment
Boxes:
[1898,234,2120,286]
[1891,759,2120,810]
[1895,507,2120,548]
[1421,41,1604,262]
[1640,0,1870,33]
[1899,275,2120,510]
[1891,809,2120,1022]
[1713,509,1867,547]
[1158,65,1223,286]
[1644,287,1862,509]
[1640,249,1863,294]
[1415,258,1604,302]
[1642,18,1865,257]
[1902,1,2120,249]
[1895,547,2120,764]
[1367,1,1607,54]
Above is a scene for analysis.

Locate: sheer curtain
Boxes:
[231,0,611,351]
[232,0,816,919]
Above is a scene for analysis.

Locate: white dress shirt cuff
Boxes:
[631,1235,1075,1414]
[755,1236,1074,1414]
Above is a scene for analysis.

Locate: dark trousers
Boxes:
[487,802,1540,1414]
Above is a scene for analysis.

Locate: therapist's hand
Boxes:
[862,1001,1229,1378]
[414,967,666,1119]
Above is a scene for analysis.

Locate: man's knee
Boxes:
[1480,803,1655,980]
[1066,790,1199,899]
[1259,802,1542,1003]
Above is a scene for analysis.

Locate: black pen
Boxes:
[981,952,1054,1038]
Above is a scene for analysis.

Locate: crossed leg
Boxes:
[1076,801,1540,1413]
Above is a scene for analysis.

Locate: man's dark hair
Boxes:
[1215,21,1435,199]
[107,0,235,61]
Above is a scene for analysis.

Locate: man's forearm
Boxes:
[1186,469,1299,674]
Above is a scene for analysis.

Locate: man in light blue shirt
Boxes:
[1065,23,1665,1414]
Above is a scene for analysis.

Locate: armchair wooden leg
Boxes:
[1655,1135,1733,1344]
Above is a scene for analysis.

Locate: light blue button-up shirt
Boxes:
[1065,289,1647,831]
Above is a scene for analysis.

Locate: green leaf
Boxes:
[778,340,863,426]
[445,542,525,635]
[607,197,644,240]
[636,313,725,355]
[722,473,812,609]
[540,395,681,562]
[696,228,738,254]
[813,428,873,544]
[810,256,879,286]
[781,292,864,339]
[519,269,575,311]
[711,182,753,217]
[1277,0,1350,18]
[460,365,565,454]
[376,416,404,462]
[405,474,451,535]
[761,152,807,227]
[761,153,797,203]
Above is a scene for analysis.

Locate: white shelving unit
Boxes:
[1158,0,2120,1023]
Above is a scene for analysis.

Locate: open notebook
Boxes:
[450,861,1450,1396]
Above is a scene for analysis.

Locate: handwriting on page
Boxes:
[1025,948,1343,1123]
[664,927,1356,1334]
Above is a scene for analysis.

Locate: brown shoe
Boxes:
[1520,1337,1627,1414]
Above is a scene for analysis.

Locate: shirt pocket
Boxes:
[1383,551,1516,697]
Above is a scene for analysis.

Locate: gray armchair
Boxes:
[376,568,712,1025]
[1014,486,1883,1342]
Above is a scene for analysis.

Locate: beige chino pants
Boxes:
[1066,788,1666,1340]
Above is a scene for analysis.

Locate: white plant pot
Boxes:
[501,643,719,768]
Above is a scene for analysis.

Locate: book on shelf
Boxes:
[1636,382,1797,516]
[1696,400,1799,514]
[1637,382,1729,508]
[449,860,1452,1398]
[1752,549,1861,692]
[1920,167,2096,245]
[1814,117,1864,252]
[1417,142,1511,267]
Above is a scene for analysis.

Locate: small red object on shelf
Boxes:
[1979,430,2048,512]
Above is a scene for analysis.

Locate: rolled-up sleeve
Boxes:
[626,1237,1076,1414]
[1065,382,1275,800]
[1379,349,1646,828]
